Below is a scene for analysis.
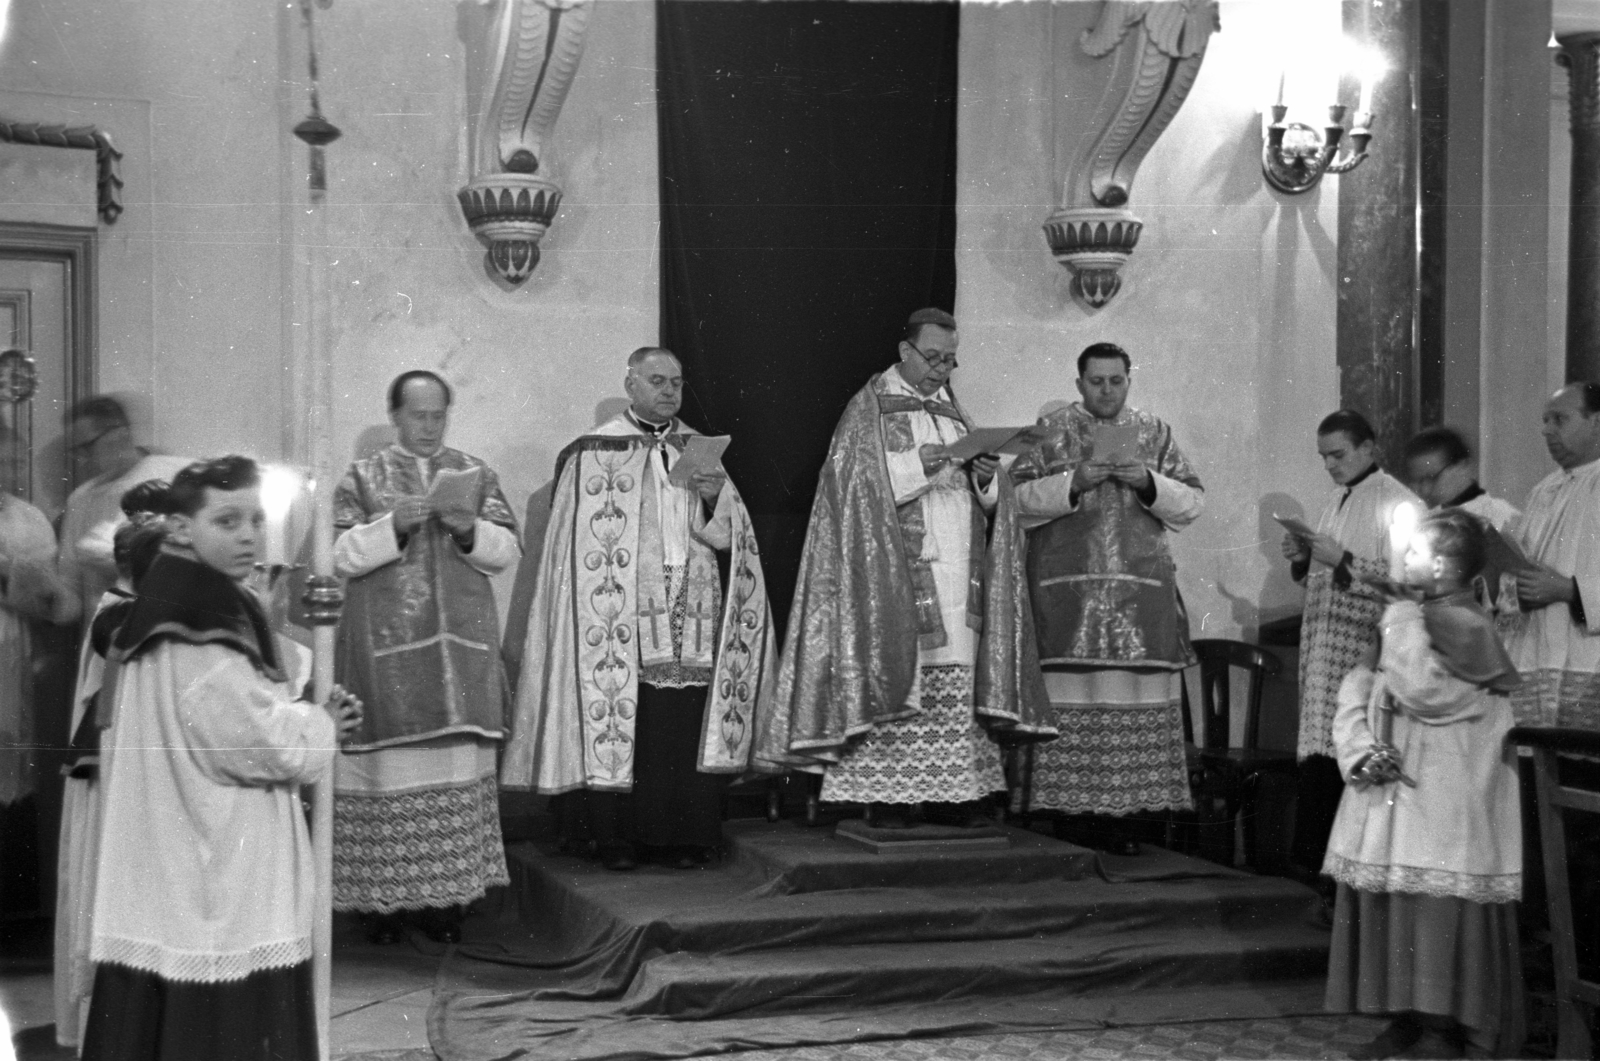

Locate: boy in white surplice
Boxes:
[1323,509,1523,1060]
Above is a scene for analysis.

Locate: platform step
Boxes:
[613,922,1332,1018]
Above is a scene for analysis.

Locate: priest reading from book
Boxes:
[1006,342,1203,855]
[501,347,779,871]
[765,307,1055,830]
[332,370,519,943]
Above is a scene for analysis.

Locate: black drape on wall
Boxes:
[657,0,959,626]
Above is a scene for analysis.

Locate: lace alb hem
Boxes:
[1323,852,1521,904]
[90,935,310,983]
[333,773,509,913]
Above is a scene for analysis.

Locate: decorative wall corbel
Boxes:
[1044,1,1217,308]
[458,0,591,287]
[0,122,123,224]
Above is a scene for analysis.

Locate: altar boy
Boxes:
[82,455,361,1061]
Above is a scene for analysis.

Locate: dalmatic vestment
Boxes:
[766,370,1054,804]
[1502,459,1600,729]
[1322,598,1524,1057]
[1008,402,1202,817]
[500,414,778,824]
[331,444,518,912]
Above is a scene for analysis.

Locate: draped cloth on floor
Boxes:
[769,370,1053,802]
[501,413,780,796]
[332,444,519,911]
[1008,403,1202,817]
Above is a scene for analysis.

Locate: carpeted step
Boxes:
[596,876,1319,956]
[724,818,1101,894]
[572,921,1333,1020]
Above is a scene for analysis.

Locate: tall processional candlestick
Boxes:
[292,1,343,1057]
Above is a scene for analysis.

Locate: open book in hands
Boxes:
[425,466,482,523]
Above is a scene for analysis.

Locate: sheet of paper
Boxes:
[1272,513,1318,540]
[1090,423,1141,464]
[946,426,1034,464]
[667,434,731,488]
[426,465,482,522]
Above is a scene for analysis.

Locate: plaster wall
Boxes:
[1,0,660,627]
[0,2,288,463]
[955,0,1342,641]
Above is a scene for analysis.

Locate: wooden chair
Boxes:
[1509,725,1600,1060]
[1179,638,1298,868]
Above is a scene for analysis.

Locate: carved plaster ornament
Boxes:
[1043,1,1218,308]
[458,0,591,286]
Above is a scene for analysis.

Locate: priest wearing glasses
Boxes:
[766,307,1054,830]
[502,347,779,871]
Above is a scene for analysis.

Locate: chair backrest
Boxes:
[1182,638,1281,751]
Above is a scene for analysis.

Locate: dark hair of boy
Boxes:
[168,455,260,516]
[1077,342,1131,375]
[1420,509,1488,582]
[112,521,168,586]
[386,370,453,412]
[1317,409,1376,446]
[68,394,130,433]
[119,478,176,520]
[1402,425,1471,467]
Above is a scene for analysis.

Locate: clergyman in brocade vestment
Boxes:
[1008,343,1201,855]
[1279,409,1418,876]
[500,348,779,871]
[332,372,517,943]
[765,308,1056,830]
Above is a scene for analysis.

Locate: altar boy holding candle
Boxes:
[83,456,363,1061]
[1323,509,1523,1060]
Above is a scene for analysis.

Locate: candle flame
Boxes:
[1389,501,1420,552]
[260,465,304,524]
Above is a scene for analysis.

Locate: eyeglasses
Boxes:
[907,343,958,369]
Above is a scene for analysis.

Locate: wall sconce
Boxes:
[1260,53,1381,195]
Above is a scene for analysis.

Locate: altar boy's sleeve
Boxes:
[174,644,336,788]
[1378,600,1485,723]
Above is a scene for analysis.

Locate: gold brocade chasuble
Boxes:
[500,417,780,793]
[761,372,1056,773]
[1009,404,1201,668]
[333,445,517,749]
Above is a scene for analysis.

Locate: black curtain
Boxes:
[657,0,959,626]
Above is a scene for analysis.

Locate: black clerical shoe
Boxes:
[601,846,637,872]
[866,803,912,829]
[366,913,404,946]
[1348,1016,1423,1060]
[417,907,463,944]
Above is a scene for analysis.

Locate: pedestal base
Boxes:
[834,818,1010,853]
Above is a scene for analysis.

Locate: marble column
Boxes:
[1560,32,1600,384]
[1337,0,1418,468]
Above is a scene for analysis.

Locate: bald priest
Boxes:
[763,308,1056,827]
[501,347,780,870]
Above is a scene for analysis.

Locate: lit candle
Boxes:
[260,464,303,568]
[1388,501,1419,581]
[1357,69,1375,117]
[1275,70,1286,108]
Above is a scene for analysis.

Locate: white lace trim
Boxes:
[90,934,311,983]
[1323,852,1520,904]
